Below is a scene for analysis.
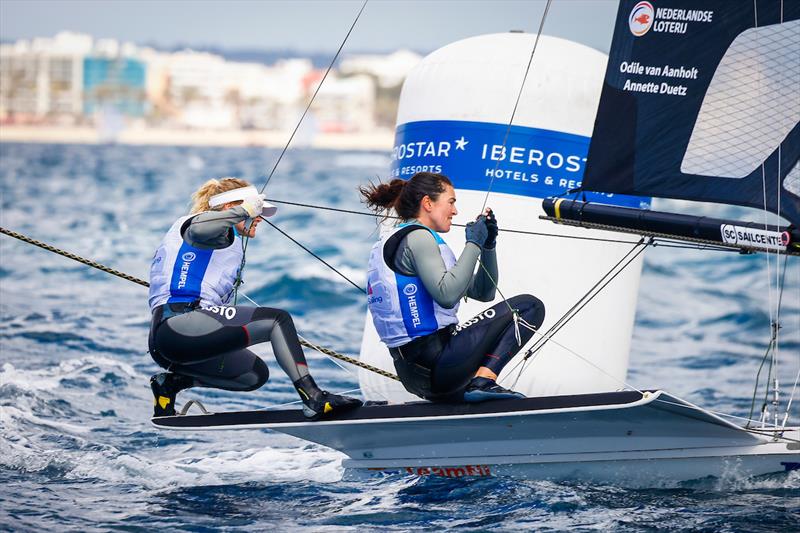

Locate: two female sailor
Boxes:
[362,172,545,402]
[147,178,361,418]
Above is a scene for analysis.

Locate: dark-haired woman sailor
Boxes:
[147,177,362,419]
[361,171,545,402]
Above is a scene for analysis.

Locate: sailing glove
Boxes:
[465,215,489,249]
[240,195,264,218]
[484,210,498,249]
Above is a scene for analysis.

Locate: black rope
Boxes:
[258,0,368,194]
[481,0,553,212]
[235,0,369,300]
[746,254,790,427]
[505,238,653,385]
[260,217,366,294]
[263,197,742,252]
[526,238,651,359]
[0,225,396,381]
[0,226,149,287]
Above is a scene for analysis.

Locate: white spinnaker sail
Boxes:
[359,34,647,402]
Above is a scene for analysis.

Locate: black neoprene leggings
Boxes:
[431,294,545,395]
[148,304,311,391]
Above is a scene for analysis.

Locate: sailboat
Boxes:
[153,0,800,485]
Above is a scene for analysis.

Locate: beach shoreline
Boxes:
[0,125,395,152]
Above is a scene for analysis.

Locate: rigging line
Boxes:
[525,238,648,358]
[264,197,748,252]
[751,255,792,427]
[745,335,772,427]
[259,217,366,294]
[480,0,553,213]
[649,398,800,441]
[236,292,399,382]
[752,0,781,426]
[0,226,149,287]
[760,161,779,427]
[774,145,782,389]
[238,292,396,402]
[759,163,775,337]
[507,239,651,386]
[505,239,649,388]
[258,0,369,195]
[782,366,800,429]
[503,238,651,386]
[509,242,649,384]
[237,0,368,300]
[508,320,647,395]
[233,227,249,305]
[0,226,398,382]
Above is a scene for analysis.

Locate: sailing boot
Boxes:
[293,375,363,421]
[150,372,194,417]
[463,377,526,403]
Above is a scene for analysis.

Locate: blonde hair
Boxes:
[189,177,251,214]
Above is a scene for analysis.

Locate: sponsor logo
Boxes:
[176,251,198,289]
[404,465,492,477]
[720,224,788,251]
[629,1,654,36]
[367,282,384,305]
[454,308,496,333]
[402,283,421,327]
[203,305,237,320]
[629,3,714,37]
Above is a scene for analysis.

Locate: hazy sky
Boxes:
[1,0,619,54]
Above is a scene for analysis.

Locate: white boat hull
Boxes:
[153,390,800,486]
[347,441,798,487]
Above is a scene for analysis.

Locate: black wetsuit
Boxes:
[387,226,545,401]
[148,208,312,391]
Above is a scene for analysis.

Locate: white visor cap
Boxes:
[208,185,278,218]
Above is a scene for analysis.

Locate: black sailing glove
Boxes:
[465,215,489,249]
[484,209,498,249]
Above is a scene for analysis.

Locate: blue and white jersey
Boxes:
[367,223,459,348]
[148,215,244,311]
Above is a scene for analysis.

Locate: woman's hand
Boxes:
[465,215,489,248]
[484,209,498,249]
[240,195,264,218]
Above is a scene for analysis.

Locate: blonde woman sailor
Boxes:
[147,178,362,419]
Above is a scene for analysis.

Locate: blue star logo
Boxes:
[455,136,468,151]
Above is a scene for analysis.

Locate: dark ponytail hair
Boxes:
[359,172,453,220]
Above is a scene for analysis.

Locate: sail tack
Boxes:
[583,0,800,226]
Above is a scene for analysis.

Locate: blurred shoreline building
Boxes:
[1,31,421,134]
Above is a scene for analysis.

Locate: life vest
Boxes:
[148,215,244,311]
[366,223,459,347]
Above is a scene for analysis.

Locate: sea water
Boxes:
[0,142,798,531]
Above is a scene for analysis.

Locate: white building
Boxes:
[0,32,92,121]
[339,49,422,88]
[161,50,237,129]
[311,74,375,132]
